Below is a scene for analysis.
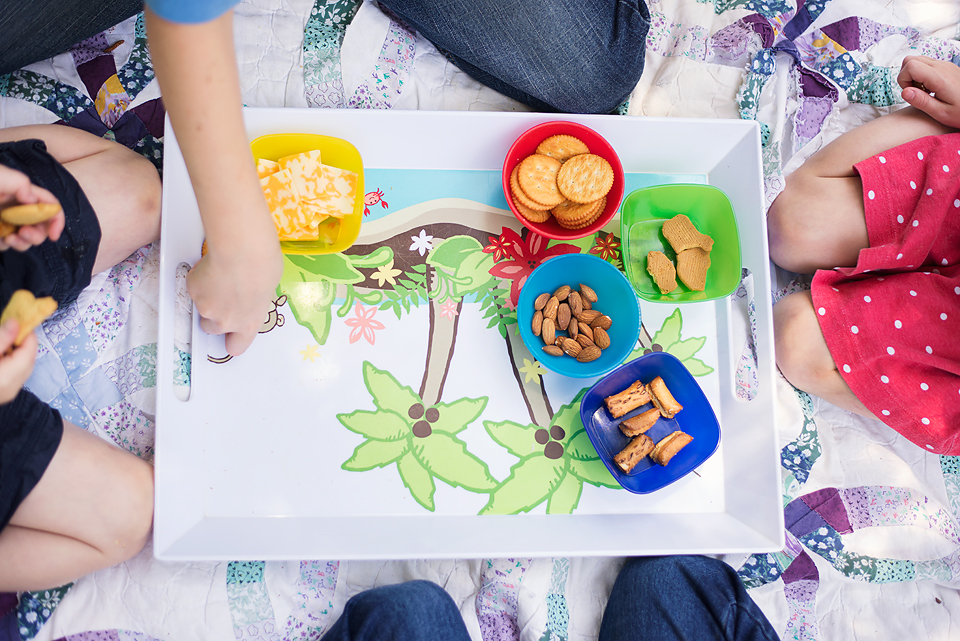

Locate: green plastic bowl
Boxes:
[620,184,742,303]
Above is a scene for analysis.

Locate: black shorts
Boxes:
[0,138,101,531]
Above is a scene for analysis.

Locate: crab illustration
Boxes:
[363,188,388,216]
[208,294,288,364]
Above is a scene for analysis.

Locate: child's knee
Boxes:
[767,176,813,272]
[128,153,161,227]
[773,291,831,387]
[105,457,154,563]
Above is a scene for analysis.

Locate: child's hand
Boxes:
[898,55,960,130]
[0,319,37,405]
[0,164,65,252]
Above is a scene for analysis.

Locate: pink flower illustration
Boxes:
[439,299,459,320]
[487,227,580,306]
[345,303,385,345]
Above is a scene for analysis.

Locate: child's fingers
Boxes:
[0,319,19,354]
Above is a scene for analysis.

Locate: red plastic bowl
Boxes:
[502,121,625,240]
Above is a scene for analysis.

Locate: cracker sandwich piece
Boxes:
[604,380,652,418]
[1,289,58,347]
[646,250,677,294]
[661,214,714,253]
[647,376,683,418]
[619,407,660,437]
[614,434,655,473]
[676,247,711,292]
[651,430,693,466]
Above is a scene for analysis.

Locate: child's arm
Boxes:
[0,164,64,252]
[898,55,960,130]
[0,319,37,405]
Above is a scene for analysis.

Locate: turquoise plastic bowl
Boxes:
[620,184,742,303]
[517,253,641,379]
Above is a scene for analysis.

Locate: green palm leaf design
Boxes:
[429,398,487,435]
[362,362,422,414]
[343,439,409,471]
[568,457,620,489]
[338,409,408,441]
[547,468,584,514]
[411,432,498,492]
[485,420,537,458]
[480,455,566,515]
[397,451,436,511]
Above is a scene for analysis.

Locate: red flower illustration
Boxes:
[590,232,621,262]
[487,227,580,306]
[483,233,511,262]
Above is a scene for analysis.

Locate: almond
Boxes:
[577,345,602,362]
[541,317,556,346]
[553,284,571,301]
[542,345,563,356]
[557,303,571,330]
[534,293,550,311]
[593,326,611,349]
[543,296,559,320]
[577,321,594,342]
[561,337,582,357]
[578,309,602,324]
[590,315,612,331]
[576,334,595,348]
[568,319,579,339]
[582,298,592,310]
[579,283,598,303]
[532,310,543,336]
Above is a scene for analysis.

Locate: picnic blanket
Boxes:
[1,1,960,639]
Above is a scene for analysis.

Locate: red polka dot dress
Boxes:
[812,133,960,454]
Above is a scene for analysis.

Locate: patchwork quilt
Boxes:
[1,1,960,640]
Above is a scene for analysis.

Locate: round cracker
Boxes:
[510,165,552,211]
[552,198,603,226]
[0,202,62,225]
[516,154,564,207]
[556,154,613,204]
[556,197,606,230]
[536,135,590,162]
[512,195,552,223]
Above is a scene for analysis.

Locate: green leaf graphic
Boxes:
[667,336,706,361]
[652,308,682,348]
[286,253,364,284]
[480,455,566,515]
[569,457,620,489]
[283,279,336,345]
[412,432,498,492]
[337,409,408,441]
[565,429,601,461]
[342,439,409,471]
[681,357,714,377]
[427,235,484,272]
[484,420,537,458]
[546,467,583,514]
[429,397,488,436]
[362,362,422,414]
[397,451,436,511]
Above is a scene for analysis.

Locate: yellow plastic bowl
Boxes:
[250,133,365,255]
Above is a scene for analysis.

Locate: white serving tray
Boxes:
[155,108,783,560]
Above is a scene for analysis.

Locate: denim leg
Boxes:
[599,556,780,641]
[0,0,143,74]
[321,580,472,641]
[378,0,650,114]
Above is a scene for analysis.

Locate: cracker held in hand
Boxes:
[646,250,677,294]
[517,154,565,207]
[1,289,58,347]
[536,135,590,162]
[0,202,62,226]
[556,154,614,204]
[661,214,714,253]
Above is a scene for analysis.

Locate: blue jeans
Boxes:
[323,556,778,641]
[0,0,143,75]
[0,0,649,114]
[380,0,650,113]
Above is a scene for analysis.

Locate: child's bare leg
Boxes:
[0,125,161,274]
[774,290,877,419]
[768,106,954,274]
[0,421,154,591]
